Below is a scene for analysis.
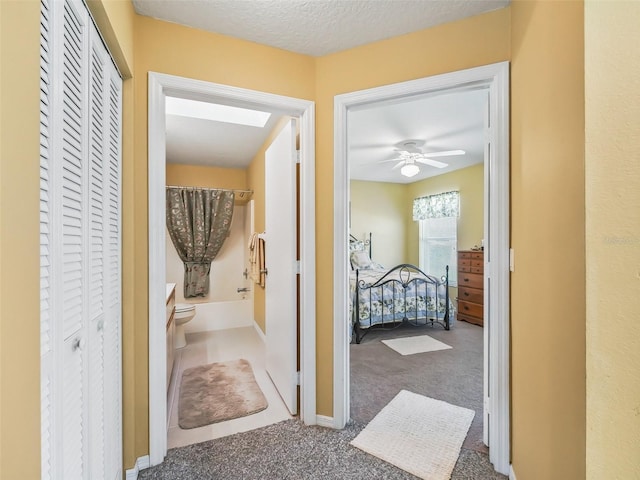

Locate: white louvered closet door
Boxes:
[40,0,122,478]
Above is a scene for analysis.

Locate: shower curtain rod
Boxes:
[166,185,254,198]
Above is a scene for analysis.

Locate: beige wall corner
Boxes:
[585,2,640,478]
[511,1,586,478]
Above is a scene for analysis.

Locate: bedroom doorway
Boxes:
[333,62,510,475]
[147,73,316,466]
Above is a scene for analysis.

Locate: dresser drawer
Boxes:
[471,251,483,260]
[458,299,483,319]
[471,266,483,274]
[458,287,483,304]
[458,251,472,260]
[459,257,471,267]
[458,272,483,289]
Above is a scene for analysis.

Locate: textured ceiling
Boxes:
[132,0,510,57]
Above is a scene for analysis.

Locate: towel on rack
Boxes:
[248,232,266,287]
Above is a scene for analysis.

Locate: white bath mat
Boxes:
[381,334,452,356]
[350,390,474,480]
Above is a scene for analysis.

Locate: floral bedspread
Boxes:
[349,267,453,329]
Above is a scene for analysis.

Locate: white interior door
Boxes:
[265,119,298,415]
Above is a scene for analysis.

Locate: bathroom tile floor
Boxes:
[167,326,292,449]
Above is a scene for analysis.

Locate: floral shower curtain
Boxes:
[166,187,235,298]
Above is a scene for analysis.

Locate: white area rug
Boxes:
[381,334,452,356]
[350,390,475,480]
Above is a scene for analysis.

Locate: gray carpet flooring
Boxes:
[139,419,505,479]
[141,320,507,479]
[351,319,486,453]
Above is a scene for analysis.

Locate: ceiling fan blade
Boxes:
[377,156,402,164]
[416,158,448,168]
[419,149,465,158]
[391,160,406,170]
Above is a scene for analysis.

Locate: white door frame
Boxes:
[333,62,510,475]
[148,72,316,466]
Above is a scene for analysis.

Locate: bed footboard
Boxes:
[353,264,450,344]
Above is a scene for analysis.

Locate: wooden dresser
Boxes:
[457,250,484,326]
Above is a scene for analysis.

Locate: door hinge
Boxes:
[296,150,301,164]
[296,371,301,385]
[296,260,301,275]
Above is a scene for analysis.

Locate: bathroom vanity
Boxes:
[166,283,176,390]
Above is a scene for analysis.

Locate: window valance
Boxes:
[413,190,460,220]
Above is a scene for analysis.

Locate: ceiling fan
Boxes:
[378,140,465,177]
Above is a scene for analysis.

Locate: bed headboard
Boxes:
[349,232,372,258]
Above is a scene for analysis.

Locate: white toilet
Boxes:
[174,303,196,348]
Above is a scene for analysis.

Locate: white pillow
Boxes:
[350,249,374,270]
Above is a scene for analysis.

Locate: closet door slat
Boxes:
[39,0,54,477]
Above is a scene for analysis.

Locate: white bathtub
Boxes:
[183,299,254,333]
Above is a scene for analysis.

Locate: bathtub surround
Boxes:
[178,358,268,429]
[166,187,235,298]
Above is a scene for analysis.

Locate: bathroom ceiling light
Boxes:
[400,163,420,177]
[166,96,271,127]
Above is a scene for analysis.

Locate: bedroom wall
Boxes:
[405,163,484,266]
[350,180,407,267]
[585,2,640,478]
[165,164,249,305]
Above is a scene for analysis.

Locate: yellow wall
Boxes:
[0,2,41,478]
[350,181,407,267]
[585,2,640,478]
[406,164,484,265]
[511,1,586,479]
[166,164,247,192]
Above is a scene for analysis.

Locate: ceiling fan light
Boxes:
[400,163,420,177]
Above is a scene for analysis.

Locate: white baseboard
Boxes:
[125,455,150,480]
[509,465,517,480]
[253,319,266,343]
[316,414,335,428]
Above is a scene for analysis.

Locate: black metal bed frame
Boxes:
[353,263,450,344]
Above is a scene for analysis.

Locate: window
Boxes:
[413,191,459,286]
[419,217,458,286]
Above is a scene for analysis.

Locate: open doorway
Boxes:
[333,62,510,475]
[347,86,489,455]
[147,73,316,466]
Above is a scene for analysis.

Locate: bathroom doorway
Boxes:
[147,73,316,465]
